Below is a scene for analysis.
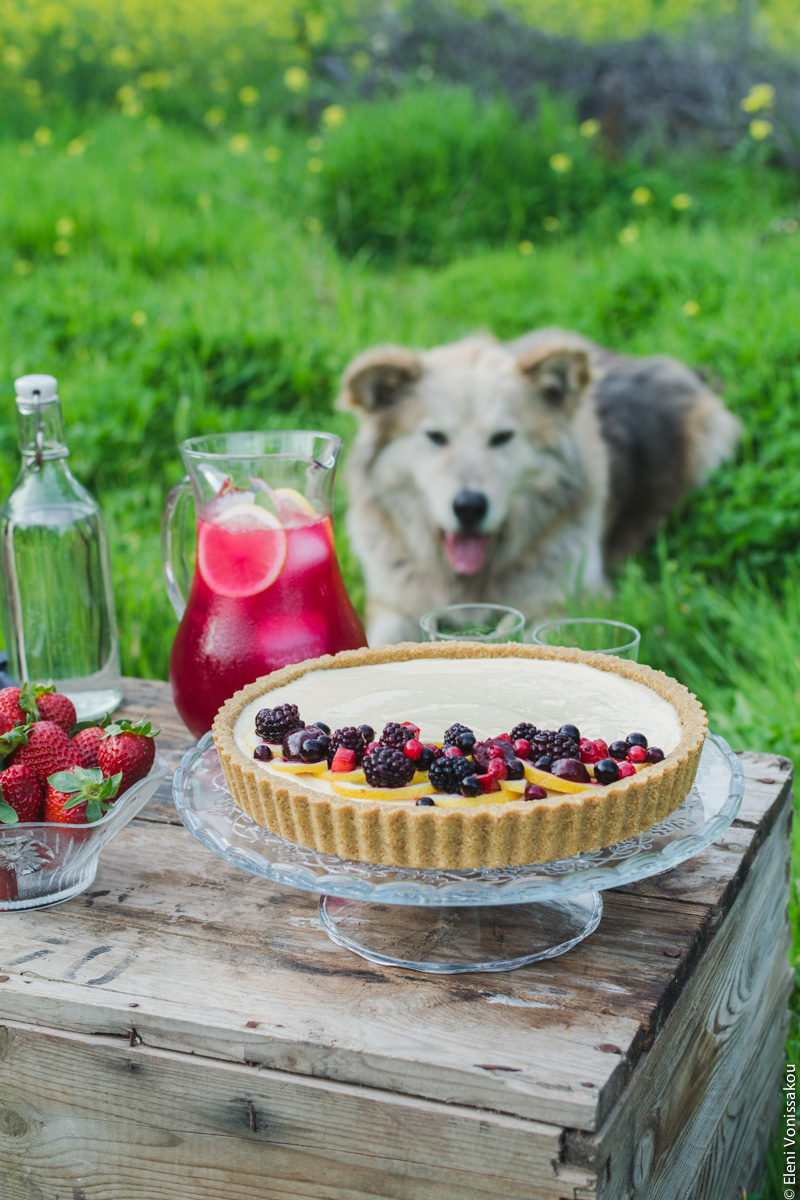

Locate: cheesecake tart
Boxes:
[211,642,707,869]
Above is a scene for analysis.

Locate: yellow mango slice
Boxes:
[270,759,328,777]
[321,768,366,784]
[499,778,527,795]
[522,761,593,794]
[331,780,434,801]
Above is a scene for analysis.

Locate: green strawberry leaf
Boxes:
[69,712,114,738]
[0,798,19,825]
[31,682,55,698]
[102,717,161,739]
[0,725,29,760]
[48,770,83,794]
[19,682,42,720]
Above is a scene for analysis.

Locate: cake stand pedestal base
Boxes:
[318,892,603,974]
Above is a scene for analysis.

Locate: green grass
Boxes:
[1,78,799,1197]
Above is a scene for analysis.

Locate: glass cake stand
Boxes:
[173,734,743,974]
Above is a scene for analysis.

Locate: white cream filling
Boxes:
[232,658,682,799]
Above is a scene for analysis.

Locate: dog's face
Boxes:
[341,337,593,577]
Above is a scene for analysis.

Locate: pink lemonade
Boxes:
[170,511,367,737]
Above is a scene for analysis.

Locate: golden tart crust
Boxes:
[211,642,707,870]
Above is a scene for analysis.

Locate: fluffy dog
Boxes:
[339,329,740,645]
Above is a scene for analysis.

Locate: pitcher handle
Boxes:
[161,476,194,620]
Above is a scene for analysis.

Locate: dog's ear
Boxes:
[515,346,591,412]
[338,346,422,413]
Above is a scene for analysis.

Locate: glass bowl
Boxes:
[0,751,169,911]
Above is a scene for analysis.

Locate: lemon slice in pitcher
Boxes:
[198,504,288,598]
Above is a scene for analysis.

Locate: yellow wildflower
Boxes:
[109,44,133,67]
[619,225,639,246]
[229,133,251,155]
[116,84,137,105]
[131,311,147,327]
[122,99,143,118]
[749,119,773,140]
[542,216,560,232]
[33,126,53,146]
[55,217,75,237]
[671,193,692,210]
[740,83,775,113]
[682,300,700,317]
[284,66,308,93]
[518,240,534,256]
[321,104,346,129]
[204,107,225,128]
[579,118,601,138]
[307,157,324,173]
[239,86,259,106]
[631,186,653,206]
[264,145,282,163]
[549,153,573,174]
[53,240,71,256]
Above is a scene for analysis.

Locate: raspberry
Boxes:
[380,722,415,750]
[255,704,304,743]
[510,722,538,743]
[580,739,602,765]
[404,739,424,760]
[593,738,609,759]
[443,745,463,758]
[327,726,366,768]
[486,758,508,780]
[628,745,647,763]
[363,747,415,788]
[513,738,532,759]
[617,761,636,779]
[428,755,474,794]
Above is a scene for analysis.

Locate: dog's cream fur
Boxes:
[339,330,740,645]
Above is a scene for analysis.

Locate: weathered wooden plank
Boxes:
[0,1019,593,1200]
[563,791,793,1197]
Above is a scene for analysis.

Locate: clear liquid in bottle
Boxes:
[0,375,122,721]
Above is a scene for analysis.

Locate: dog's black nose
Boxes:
[453,489,488,530]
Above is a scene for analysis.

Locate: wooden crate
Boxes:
[0,679,792,1200]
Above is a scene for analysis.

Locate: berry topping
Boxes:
[357,724,375,744]
[416,796,435,806]
[594,758,620,785]
[579,739,602,764]
[416,746,437,771]
[529,729,580,761]
[646,746,665,764]
[330,746,357,772]
[255,703,304,743]
[253,744,273,762]
[443,723,476,753]
[523,783,548,801]
[510,722,538,743]
[312,721,331,735]
[380,721,416,750]
[513,738,532,759]
[534,755,554,772]
[460,774,483,797]
[559,723,581,742]
[608,740,630,761]
[626,732,648,749]
[283,726,327,762]
[550,758,591,784]
[475,773,501,794]
[403,738,424,760]
[505,758,525,781]
[442,745,464,758]
[300,735,329,763]
[593,738,609,759]
[486,757,508,780]
[428,755,475,794]
[617,760,636,779]
[627,745,647,764]
[327,726,366,768]
[487,745,505,759]
[364,746,415,788]
[473,737,517,771]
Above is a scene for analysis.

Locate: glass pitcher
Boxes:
[162,431,367,737]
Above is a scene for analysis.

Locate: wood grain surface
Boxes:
[0,677,793,1200]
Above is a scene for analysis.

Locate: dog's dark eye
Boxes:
[489,430,515,447]
[426,430,449,447]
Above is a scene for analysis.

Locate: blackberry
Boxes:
[510,722,538,742]
[428,755,475,794]
[255,703,304,743]
[531,729,579,760]
[364,746,415,789]
[327,726,366,768]
[380,721,415,750]
[443,723,476,752]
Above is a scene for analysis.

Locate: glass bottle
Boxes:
[0,375,123,720]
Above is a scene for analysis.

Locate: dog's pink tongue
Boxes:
[443,532,490,575]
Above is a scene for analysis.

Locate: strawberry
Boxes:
[45,766,122,825]
[71,726,105,769]
[8,721,81,788]
[97,718,160,795]
[34,688,77,734]
[0,687,28,734]
[0,763,43,824]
